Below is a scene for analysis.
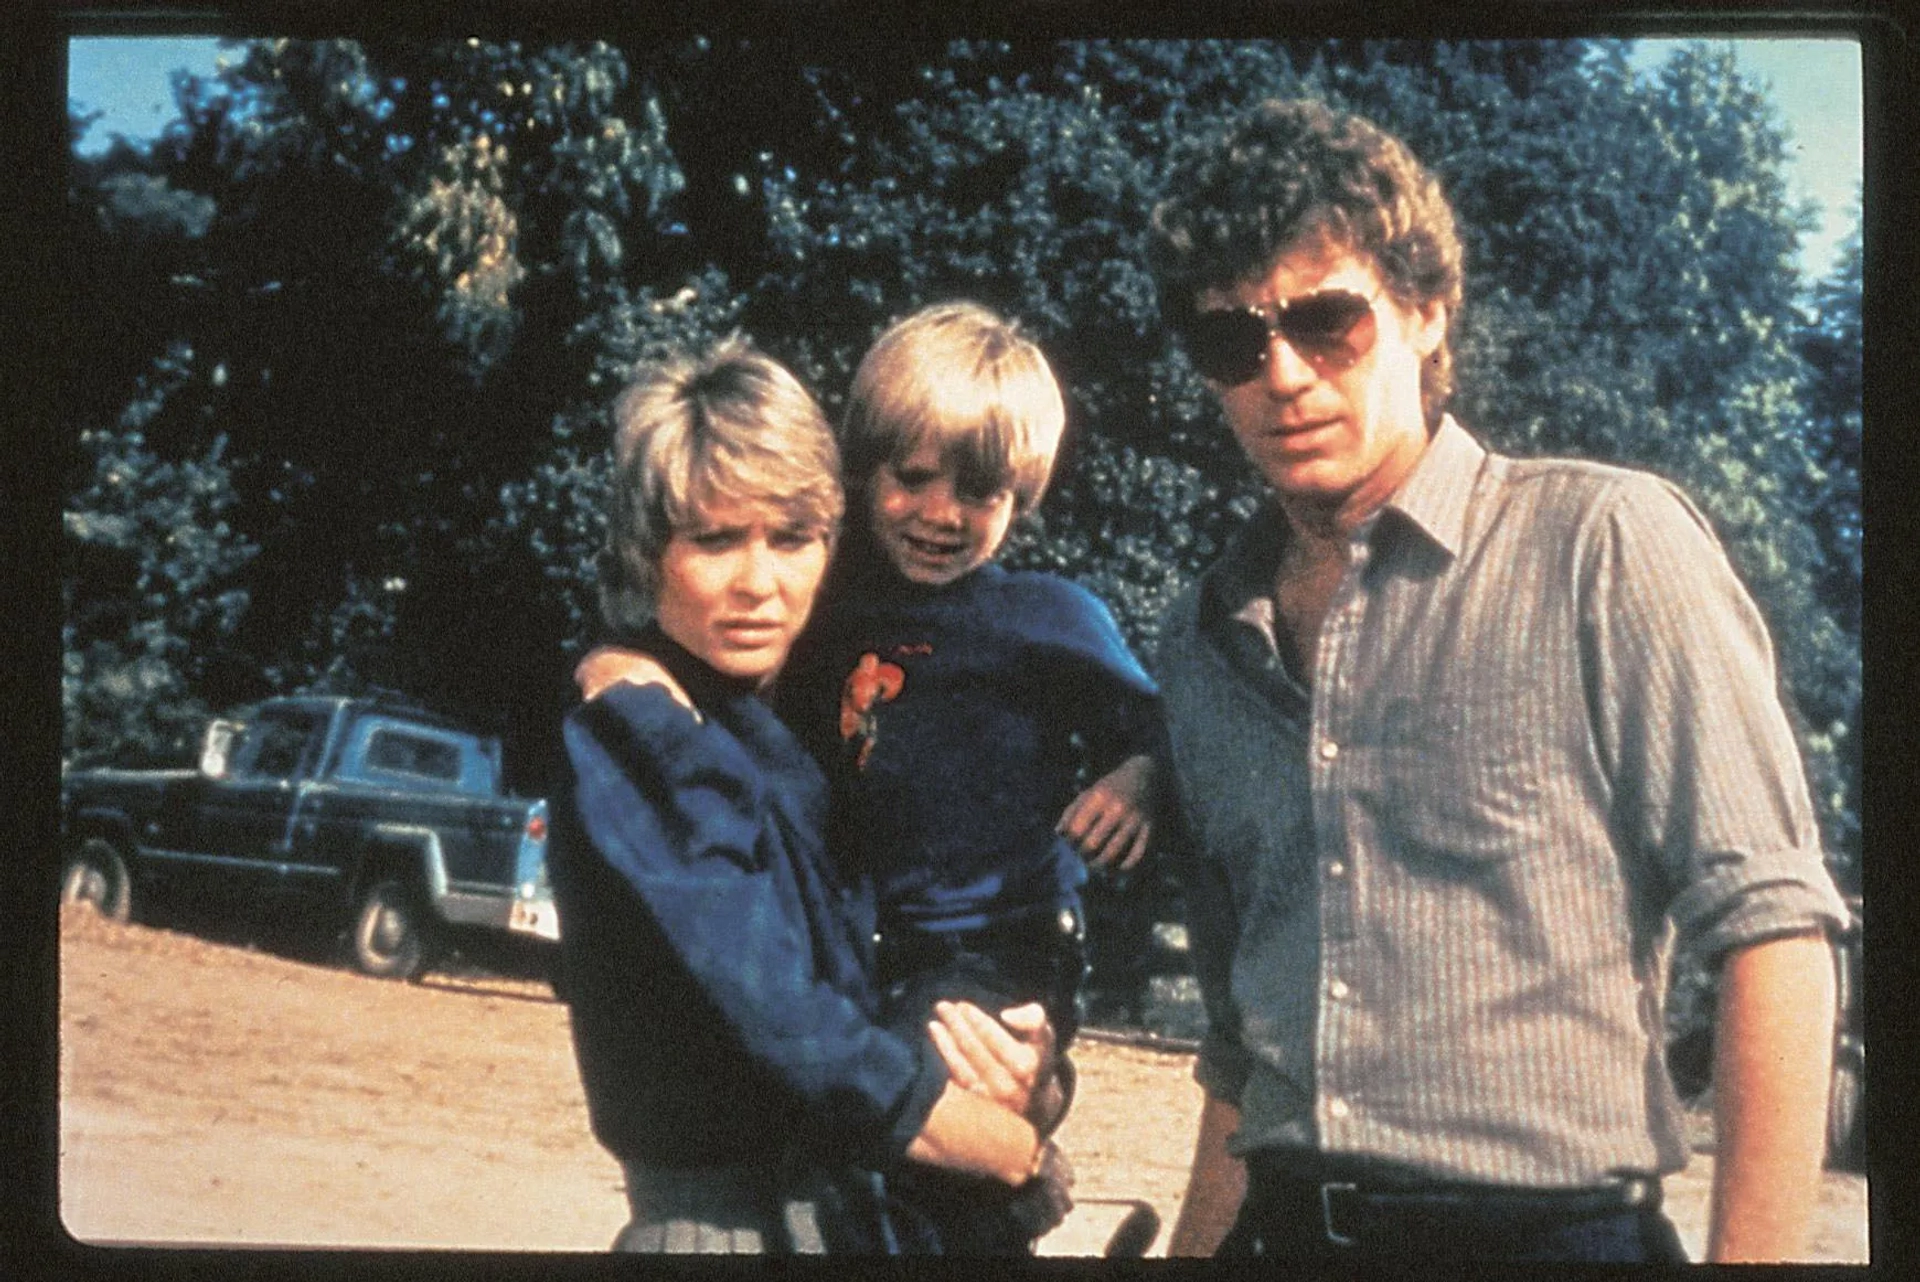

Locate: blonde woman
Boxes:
[548,336,1068,1254]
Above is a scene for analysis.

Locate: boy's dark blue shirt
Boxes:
[779,556,1161,937]
[549,626,947,1170]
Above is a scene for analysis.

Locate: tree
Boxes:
[62,107,254,766]
[1800,211,1863,637]
[63,346,255,765]
[77,39,694,783]
[1794,211,1863,886]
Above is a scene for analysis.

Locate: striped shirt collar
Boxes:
[1381,415,1484,559]
[1203,415,1485,628]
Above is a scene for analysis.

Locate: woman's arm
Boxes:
[564,688,946,1159]
[906,1080,1044,1184]
[906,1084,1074,1237]
[1058,753,1155,870]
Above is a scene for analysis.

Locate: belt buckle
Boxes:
[1319,1181,1358,1247]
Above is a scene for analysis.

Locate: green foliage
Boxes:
[500,263,750,647]
[1800,217,1863,633]
[63,348,256,765]
[1794,217,1864,884]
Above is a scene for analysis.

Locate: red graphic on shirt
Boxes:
[839,652,906,770]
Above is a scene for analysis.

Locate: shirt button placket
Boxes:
[1314,537,1367,946]
[1315,532,1372,1141]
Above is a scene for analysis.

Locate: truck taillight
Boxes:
[526,814,548,841]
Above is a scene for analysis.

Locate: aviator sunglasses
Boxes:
[1182,288,1380,385]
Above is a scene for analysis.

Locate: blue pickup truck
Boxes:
[60,694,557,980]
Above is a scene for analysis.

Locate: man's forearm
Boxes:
[1707,930,1837,1263]
[1167,1092,1247,1256]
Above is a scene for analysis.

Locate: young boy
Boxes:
[580,303,1162,1253]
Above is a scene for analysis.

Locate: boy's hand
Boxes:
[574,645,692,710]
[1058,753,1154,870]
[929,1000,1066,1130]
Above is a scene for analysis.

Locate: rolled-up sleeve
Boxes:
[564,686,945,1161]
[1582,476,1848,962]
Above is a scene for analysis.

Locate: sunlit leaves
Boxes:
[393,133,526,365]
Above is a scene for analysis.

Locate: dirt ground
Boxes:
[54,905,1868,1261]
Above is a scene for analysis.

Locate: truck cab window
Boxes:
[366,730,461,782]
[234,711,325,779]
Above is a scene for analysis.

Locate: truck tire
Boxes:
[350,876,431,980]
[61,838,132,923]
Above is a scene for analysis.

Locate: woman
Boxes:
[547,336,1066,1253]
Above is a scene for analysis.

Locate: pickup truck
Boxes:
[60,694,557,981]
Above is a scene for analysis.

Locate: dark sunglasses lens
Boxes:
[1186,309,1270,383]
[1278,292,1375,351]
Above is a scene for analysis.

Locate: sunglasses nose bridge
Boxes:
[1232,307,1309,388]
[1262,322,1323,386]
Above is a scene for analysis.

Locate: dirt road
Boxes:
[55,906,1867,1260]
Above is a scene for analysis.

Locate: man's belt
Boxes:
[1247,1158,1658,1249]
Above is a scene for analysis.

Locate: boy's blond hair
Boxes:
[599,335,843,635]
[842,301,1066,514]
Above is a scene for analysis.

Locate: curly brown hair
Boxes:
[1149,99,1465,425]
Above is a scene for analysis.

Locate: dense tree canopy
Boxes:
[63,35,1862,897]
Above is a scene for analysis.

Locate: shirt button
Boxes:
[1329,979,1350,1000]
[1327,860,1347,879]
[1328,1097,1351,1120]
[1319,740,1340,761]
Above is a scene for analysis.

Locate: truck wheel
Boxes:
[61,839,132,923]
[350,877,430,980]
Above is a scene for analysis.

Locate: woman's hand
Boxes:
[574,645,692,710]
[1058,753,1155,870]
[928,1000,1069,1133]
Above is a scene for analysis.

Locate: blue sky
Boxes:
[68,34,1863,279]
[1630,37,1862,278]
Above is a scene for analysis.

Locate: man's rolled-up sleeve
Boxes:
[1582,476,1848,963]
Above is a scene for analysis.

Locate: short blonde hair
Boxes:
[598,335,843,635]
[842,301,1066,514]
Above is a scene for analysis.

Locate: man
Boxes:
[1146,98,1847,1264]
